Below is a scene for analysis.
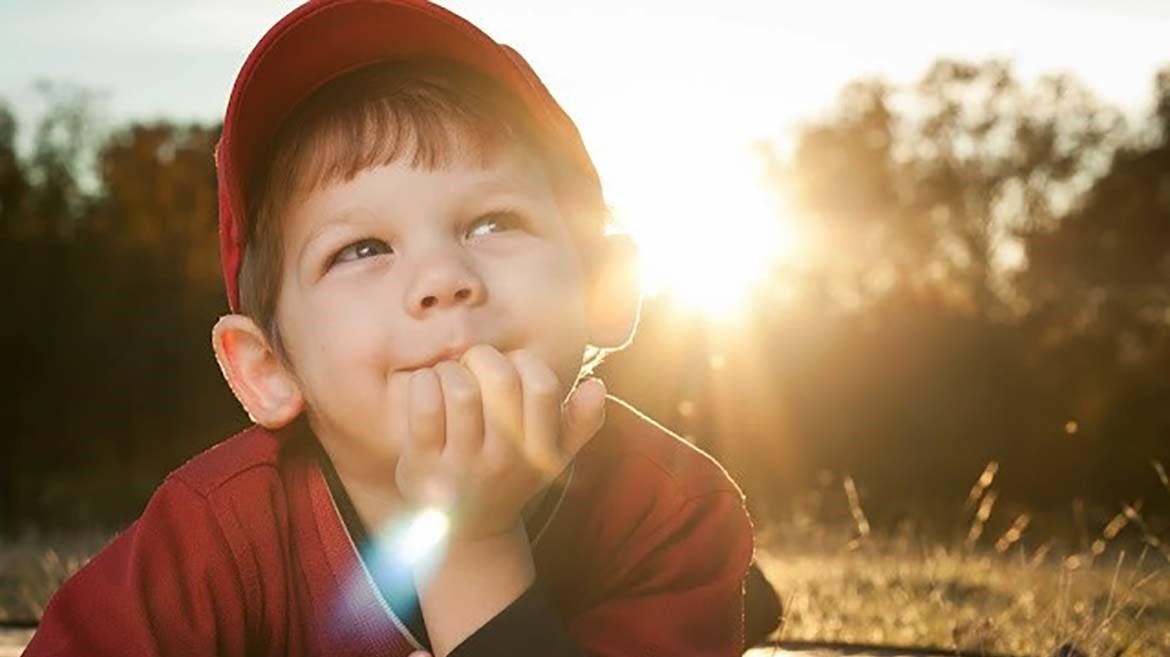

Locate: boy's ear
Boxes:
[211,314,304,429]
[585,232,642,349]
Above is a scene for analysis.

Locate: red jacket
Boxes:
[24,395,754,656]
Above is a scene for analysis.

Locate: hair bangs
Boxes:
[285,91,524,198]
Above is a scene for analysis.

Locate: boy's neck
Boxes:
[301,424,406,531]
[337,467,408,532]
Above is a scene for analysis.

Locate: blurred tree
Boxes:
[1009,68,1170,493]
[0,101,29,233]
[0,88,237,528]
[21,81,104,240]
[89,121,222,287]
[714,59,1168,520]
[1019,67,1170,356]
[783,59,1121,320]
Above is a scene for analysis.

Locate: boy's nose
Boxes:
[405,251,486,317]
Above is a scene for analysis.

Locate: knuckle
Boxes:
[528,370,559,398]
[436,363,480,406]
[485,449,514,474]
[465,343,498,362]
[480,453,503,475]
[415,398,443,418]
[487,428,518,453]
[527,442,560,468]
[448,381,479,406]
[509,350,559,397]
[409,373,443,416]
[465,345,521,392]
[416,392,442,413]
[489,365,522,394]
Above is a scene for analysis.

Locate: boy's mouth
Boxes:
[401,344,473,372]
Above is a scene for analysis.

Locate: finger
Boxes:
[507,349,564,477]
[433,360,483,460]
[460,344,524,459]
[560,377,607,461]
[385,370,413,451]
[407,368,445,457]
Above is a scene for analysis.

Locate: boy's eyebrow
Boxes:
[454,175,555,215]
[298,214,365,268]
[471,167,549,196]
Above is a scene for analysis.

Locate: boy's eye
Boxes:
[331,238,392,266]
[467,211,525,238]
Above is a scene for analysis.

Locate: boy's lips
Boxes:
[401,344,474,372]
[400,332,525,373]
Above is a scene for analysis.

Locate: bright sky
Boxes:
[4,0,1169,311]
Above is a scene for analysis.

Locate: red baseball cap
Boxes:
[216,0,601,312]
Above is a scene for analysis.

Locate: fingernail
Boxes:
[583,377,606,402]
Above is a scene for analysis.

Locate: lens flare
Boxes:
[400,508,450,565]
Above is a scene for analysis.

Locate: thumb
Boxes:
[560,377,606,459]
[407,652,432,657]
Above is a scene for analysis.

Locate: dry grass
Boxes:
[0,528,114,623]
[757,461,1170,657]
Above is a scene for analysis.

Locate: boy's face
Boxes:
[273,145,591,471]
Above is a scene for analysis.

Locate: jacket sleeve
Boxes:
[565,489,755,657]
[22,477,252,657]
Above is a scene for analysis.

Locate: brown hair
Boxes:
[240,58,610,371]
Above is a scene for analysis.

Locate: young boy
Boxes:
[24,1,755,655]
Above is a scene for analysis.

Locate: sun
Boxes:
[608,147,801,320]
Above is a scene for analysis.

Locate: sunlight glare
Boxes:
[612,149,800,319]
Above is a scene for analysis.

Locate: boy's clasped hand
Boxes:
[388,344,606,543]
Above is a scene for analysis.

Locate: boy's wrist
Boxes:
[446,518,529,550]
[411,521,535,657]
[415,520,534,583]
